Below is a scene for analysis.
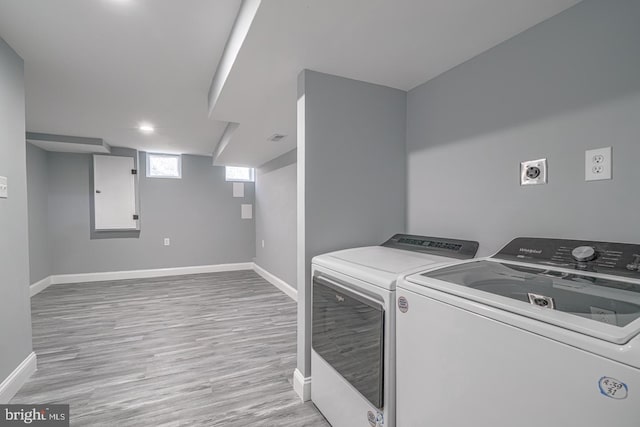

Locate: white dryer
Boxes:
[396,237,640,427]
[311,234,479,427]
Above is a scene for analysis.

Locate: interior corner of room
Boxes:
[2,0,640,425]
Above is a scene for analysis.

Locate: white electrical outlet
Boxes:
[164,238,170,246]
[520,159,547,186]
[585,147,612,181]
[0,176,7,198]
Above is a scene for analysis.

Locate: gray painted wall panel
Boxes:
[0,37,33,382]
[297,70,407,376]
[407,0,640,256]
[304,71,407,256]
[26,143,51,284]
[255,150,297,287]
[47,152,255,274]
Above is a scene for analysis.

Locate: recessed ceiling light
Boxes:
[138,123,155,134]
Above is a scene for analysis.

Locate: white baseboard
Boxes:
[30,263,298,303]
[293,368,312,402]
[52,262,254,284]
[0,352,37,404]
[253,264,297,301]
[30,262,254,297]
[29,276,52,297]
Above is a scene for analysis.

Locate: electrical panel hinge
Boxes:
[133,214,139,220]
[131,169,137,175]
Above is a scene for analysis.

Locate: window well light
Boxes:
[146,153,182,179]
[138,123,155,134]
[225,166,255,182]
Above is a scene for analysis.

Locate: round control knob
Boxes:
[572,246,597,262]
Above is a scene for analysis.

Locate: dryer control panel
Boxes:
[496,237,640,278]
[382,234,479,259]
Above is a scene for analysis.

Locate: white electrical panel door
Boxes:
[94,155,137,230]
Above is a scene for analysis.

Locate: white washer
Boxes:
[396,237,640,427]
[311,234,479,427]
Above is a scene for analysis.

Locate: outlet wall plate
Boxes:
[585,147,612,181]
[520,158,547,186]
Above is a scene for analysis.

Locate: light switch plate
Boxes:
[585,147,612,181]
[0,176,7,198]
[520,159,547,186]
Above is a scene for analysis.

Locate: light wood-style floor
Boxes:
[12,270,329,427]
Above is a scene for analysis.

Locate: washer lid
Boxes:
[329,246,447,274]
[410,259,640,345]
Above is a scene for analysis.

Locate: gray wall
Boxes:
[26,143,51,283]
[255,149,297,287]
[303,70,407,260]
[297,70,407,377]
[407,0,640,256]
[45,152,255,274]
[0,37,33,383]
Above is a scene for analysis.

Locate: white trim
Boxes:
[293,368,312,402]
[0,352,37,404]
[29,276,53,297]
[296,85,311,386]
[29,263,254,295]
[30,262,300,301]
[52,263,253,284]
[253,264,297,301]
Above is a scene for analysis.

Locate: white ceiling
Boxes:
[0,0,582,164]
[211,0,582,166]
[0,0,240,156]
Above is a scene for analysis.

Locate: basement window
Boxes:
[225,166,255,182]
[146,153,182,179]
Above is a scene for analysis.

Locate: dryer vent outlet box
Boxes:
[520,158,547,186]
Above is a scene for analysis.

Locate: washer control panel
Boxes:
[496,237,640,278]
[382,234,479,259]
[571,246,597,262]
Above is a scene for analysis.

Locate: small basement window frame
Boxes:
[225,166,255,182]
[146,153,182,179]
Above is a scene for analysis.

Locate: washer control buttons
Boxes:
[572,246,597,263]
[627,254,640,272]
